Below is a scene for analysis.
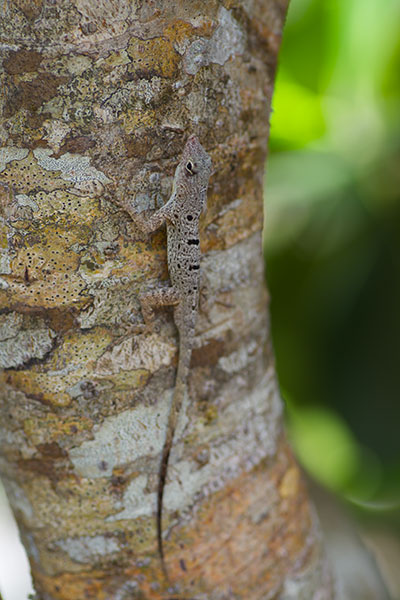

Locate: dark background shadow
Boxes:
[265,0,400,595]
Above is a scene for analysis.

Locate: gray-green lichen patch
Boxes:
[42,119,71,153]
[184,7,245,75]
[15,193,38,211]
[202,232,264,293]
[77,283,139,331]
[99,78,163,122]
[0,312,56,368]
[106,474,156,521]
[95,332,176,376]
[73,0,140,41]
[55,534,120,564]
[0,311,23,339]
[162,368,282,515]
[69,393,172,478]
[33,148,111,184]
[1,477,34,522]
[0,147,29,172]
[218,339,258,374]
[102,367,283,523]
[134,77,164,105]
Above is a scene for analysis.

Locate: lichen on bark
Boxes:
[0,1,334,599]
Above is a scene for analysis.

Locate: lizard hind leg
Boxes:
[139,287,180,333]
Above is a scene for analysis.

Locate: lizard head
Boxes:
[176,135,212,214]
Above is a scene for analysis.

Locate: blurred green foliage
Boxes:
[265,0,400,524]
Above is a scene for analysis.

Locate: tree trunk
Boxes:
[0,1,333,599]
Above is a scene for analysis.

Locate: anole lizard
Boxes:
[122,135,212,577]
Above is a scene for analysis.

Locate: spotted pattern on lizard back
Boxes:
[122,135,212,578]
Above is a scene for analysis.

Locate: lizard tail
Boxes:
[157,344,190,579]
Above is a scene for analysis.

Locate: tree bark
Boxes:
[0,1,333,599]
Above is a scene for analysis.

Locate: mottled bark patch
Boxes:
[12,0,43,21]
[4,73,69,118]
[161,437,331,599]
[191,337,225,367]
[56,135,96,157]
[3,49,43,75]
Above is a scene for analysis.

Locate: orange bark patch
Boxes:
[203,139,265,252]
[127,36,180,80]
[32,569,112,600]
[33,567,167,600]
[162,437,318,598]
[216,185,262,248]
[126,18,208,83]
[23,414,93,446]
[164,19,195,45]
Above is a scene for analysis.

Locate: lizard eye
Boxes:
[185,160,196,175]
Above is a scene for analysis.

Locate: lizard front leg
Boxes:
[105,287,180,351]
[122,196,176,235]
[138,287,180,333]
